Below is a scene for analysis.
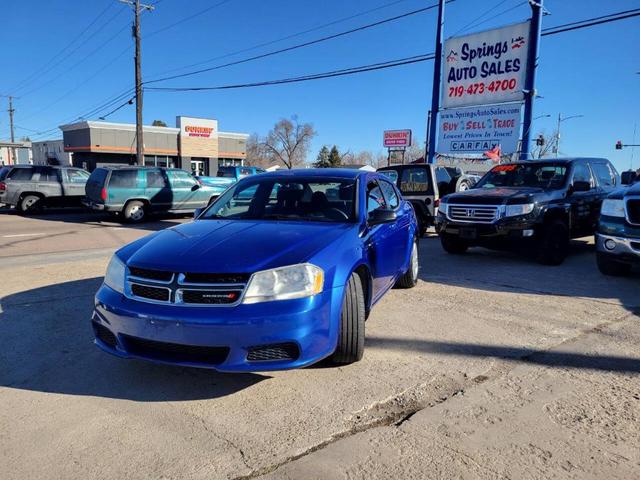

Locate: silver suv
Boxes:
[0,165,90,213]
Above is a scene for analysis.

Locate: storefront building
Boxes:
[60,116,248,174]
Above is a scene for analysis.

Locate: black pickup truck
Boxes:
[435,158,619,265]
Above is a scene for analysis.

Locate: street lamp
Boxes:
[554,114,584,154]
[534,114,551,120]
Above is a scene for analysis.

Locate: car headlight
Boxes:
[505,203,534,217]
[600,199,625,218]
[437,199,447,215]
[104,255,126,294]
[243,263,324,304]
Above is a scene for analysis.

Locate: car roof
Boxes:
[501,157,610,165]
[257,168,369,179]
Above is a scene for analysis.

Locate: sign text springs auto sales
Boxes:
[442,21,530,109]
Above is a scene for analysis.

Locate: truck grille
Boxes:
[126,265,248,306]
[626,199,640,225]
[448,205,498,223]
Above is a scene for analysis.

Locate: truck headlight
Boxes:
[600,199,625,218]
[243,264,324,304]
[104,255,126,294]
[437,199,447,215]
[505,203,534,217]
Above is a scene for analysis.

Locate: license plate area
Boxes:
[459,228,477,239]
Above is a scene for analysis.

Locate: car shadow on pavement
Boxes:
[0,277,267,402]
[418,236,640,313]
[366,336,640,374]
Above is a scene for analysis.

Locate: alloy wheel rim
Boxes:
[411,242,419,280]
[130,206,143,220]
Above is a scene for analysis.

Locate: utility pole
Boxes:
[519,0,544,161]
[1,95,17,164]
[427,0,445,165]
[553,113,583,155]
[120,0,154,165]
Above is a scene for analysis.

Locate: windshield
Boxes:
[378,170,398,183]
[476,163,568,189]
[201,177,357,223]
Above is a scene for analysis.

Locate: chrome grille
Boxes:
[626,198,640,225]
[448,205,499,223]
[125,266,248,306]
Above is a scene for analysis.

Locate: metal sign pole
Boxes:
[520,0,544,160]
[427,0,445,165]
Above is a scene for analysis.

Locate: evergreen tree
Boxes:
[314,145,331,168]
[328,145,341,167]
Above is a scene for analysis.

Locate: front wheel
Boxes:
[440,233,468,254]
[331,273,365,365]
[596,252,631,276]
[395,239,419,288]
[536,220,569,265]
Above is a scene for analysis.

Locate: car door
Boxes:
[378,178,411,278]
[61,168,90,206]
[589,161,618,225]
[568,161,597,235]
[363,179,397,299]
[35,167,63,207]
[144,169,172,212]
[167,169,203,210]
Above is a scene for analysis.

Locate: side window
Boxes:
[239,167,253,177]
[34,167,59,182]
[591,163,616,187]
[379,180,399,209]
[366,181,386,214]
[145,170,167,188]
[378,170,398,183]
[65,169,90,183]
[7,168,34,181]
[169,170,196,187]
[572,163,592,185]
[109,170,138,188]
[400,167,430,193]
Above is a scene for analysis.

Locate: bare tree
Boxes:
[263,116,316,169]
[245,133,272,168]
[532,130,559,159]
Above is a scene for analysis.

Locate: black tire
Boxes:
[596,252,631,276]
[332,273,366,365]
[122,200,146,223]
[417,218,427,238]
[18,194,44,214]
[395,239,419,288]
[536,220,569,265]
[440,233,468,254]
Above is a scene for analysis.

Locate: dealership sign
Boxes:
[442,21,530,109]
[437,104,522,154]
[383,129,412,147]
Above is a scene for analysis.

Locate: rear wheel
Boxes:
[440,233,468,254]
[18,194,44,214]
[536,220,569,265]
[331,273,365,365]
[395,239,419,288]
[596,252,631,276]
[122,200,146,223]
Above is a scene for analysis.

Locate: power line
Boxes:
[145,2,446,85]
[146,0,233,38]
[98,97,135,119]
[150,0,414,77]
[451,0,515,36]
[541,8,640,35]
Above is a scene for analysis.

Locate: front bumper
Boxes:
[596,233,640,264]
[92,284,343,372]
[435,214,538,244]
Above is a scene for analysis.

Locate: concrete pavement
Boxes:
[0,211,638,479]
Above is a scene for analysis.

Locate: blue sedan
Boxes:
[92,169,419,371]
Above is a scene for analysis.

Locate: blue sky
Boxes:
[2,0,639,171]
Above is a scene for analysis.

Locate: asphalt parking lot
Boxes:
[1,209,639,480]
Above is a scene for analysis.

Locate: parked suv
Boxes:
[596,181,640,275]
[436,158,619,265]
[83,166,223,222]
[0,165,90,213]
[377,164,440,236]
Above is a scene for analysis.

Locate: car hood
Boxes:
[445,187,545,205]
[122,220,354,273]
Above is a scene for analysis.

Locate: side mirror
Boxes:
[621,170,637,185]
[191,183,200,191]
[572,180,591,193]
[193,207,203,219]
[368,208,397,226]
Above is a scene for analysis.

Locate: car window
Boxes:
[590,162,616,187]
[367,181,386,214]
[33,167,59,182]
[378,170,398,183]
[8,168,34,181]
[572,163,593,185]
[239,167,253,177]
[477,163,568,189]
[169,170,197,187]
[217,167,234,178]
[65,169,89,183]
[145,170,167,188]
[400,167,429,193]
[379,179,399,209]
[435,167,452,183]
[202,177,356,223]
[109,170,138,188]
